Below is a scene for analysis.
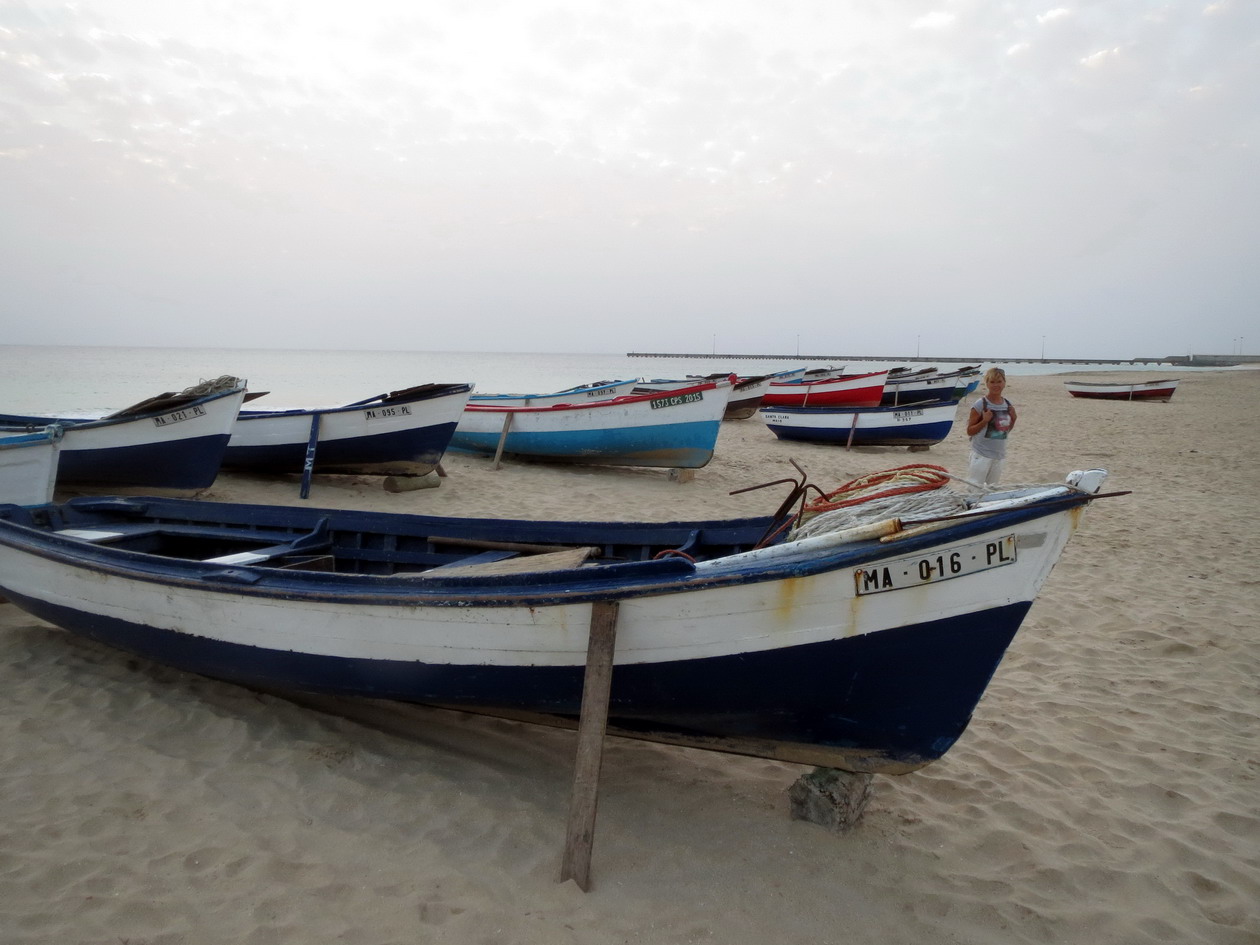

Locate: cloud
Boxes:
[0,0,1256,355]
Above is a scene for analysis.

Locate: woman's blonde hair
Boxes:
[984,367,1006,385]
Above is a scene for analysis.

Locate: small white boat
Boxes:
[0,426,62,505]
[0,377,247,489]
[224,384,473,475]
[883,367,981,406]
[761,399,960,448]
[452,379,732,468]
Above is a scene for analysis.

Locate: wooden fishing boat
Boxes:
[0,426,62,505]
[0,467,1109,774]
[469,379,638,408]
[451,380,730,468]
[882,367,981,406]
[1064,379,1180,402]
[0,377,247,489]
[223,384,473,480]
[761,399,960,448]
[634,371,791,420]
[719,373,779,420]
[761,370,888,409]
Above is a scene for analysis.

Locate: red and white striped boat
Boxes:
[761,370,888,409]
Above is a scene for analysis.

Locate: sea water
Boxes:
[0,344,1195,415]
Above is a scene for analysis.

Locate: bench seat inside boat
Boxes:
[55,519,334,565]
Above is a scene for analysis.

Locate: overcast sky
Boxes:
[2,0,1256,359]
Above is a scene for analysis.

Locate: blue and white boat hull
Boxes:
[452,381,730,468]
[224,384,473,475]
[0,475,1105,774]
[0,383,247,489]
[761,400,960,447]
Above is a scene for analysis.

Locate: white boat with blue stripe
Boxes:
[451,378,731,468]
[0,467,1112,775]
[0,377,246,490]
[761,399,960,448]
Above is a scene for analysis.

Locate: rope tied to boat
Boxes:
[803,464,951,514]
[179,375,244,397]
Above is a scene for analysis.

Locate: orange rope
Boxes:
[803,464,951,514]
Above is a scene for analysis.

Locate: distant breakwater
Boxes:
[627,352,1240,367]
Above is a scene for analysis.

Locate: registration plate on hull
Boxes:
[854,535,1016,595]
[152,405,207,427]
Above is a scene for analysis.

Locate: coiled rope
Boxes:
[794,464,958,540]
[792,465,1058,541]
[803,464,951,513]
[179,375,244,397]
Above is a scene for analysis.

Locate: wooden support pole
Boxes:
[491,412,514,471]
[299,413,322,499]
[560,599,620,892]
[845,412,860,450]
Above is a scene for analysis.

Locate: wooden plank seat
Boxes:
[56,519,333,566]
[407,545,600,578]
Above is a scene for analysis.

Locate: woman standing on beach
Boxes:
[965,367,1017,484]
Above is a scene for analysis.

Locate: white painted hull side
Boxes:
[0,388,247,488]
[0,500,1087,772]
[225,387,472,473]
[0,429,61,505]
[0,504,1075,670]
[452,383,732,467]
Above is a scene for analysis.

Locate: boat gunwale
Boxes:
[0,385,247,432]
[461,380,722,414]
[0,493,1092,607]
[235,383,473,420]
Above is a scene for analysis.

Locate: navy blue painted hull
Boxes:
[222,422,459,473]
[57,434,233,488]
[9,588,1028,769]
[770,419,955,446]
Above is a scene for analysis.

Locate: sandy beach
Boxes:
[2,369,1257,944]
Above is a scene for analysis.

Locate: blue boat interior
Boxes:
[0,495,786,578]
